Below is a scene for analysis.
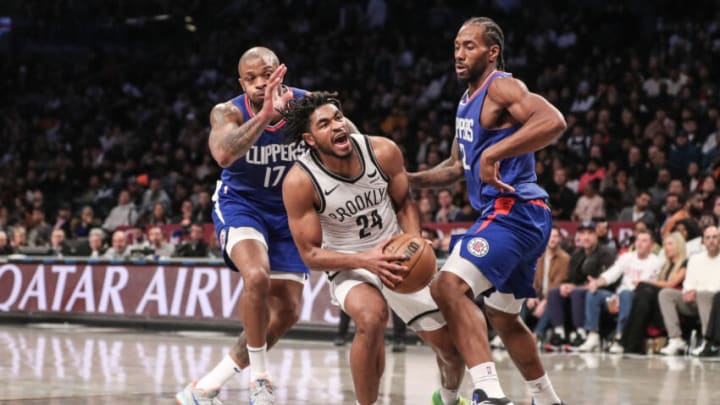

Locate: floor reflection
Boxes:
[0,325,719,404]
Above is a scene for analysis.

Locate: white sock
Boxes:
[356,401,378,405]
[440,387,459,404]
[469,362,505,398]
[553,326,565,338]
[196,355,241,390]
[247,343,268,380]
[527,373,561,405]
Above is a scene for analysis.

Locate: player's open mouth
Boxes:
[333,134,349,147]
[455,64,467,73]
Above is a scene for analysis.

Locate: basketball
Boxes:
[382,233,437,294]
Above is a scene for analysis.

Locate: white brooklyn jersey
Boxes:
[296,134,401,255]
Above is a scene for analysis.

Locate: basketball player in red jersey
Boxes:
[282,92,470,405]
[409,17,567,405]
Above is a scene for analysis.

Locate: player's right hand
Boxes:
[359,238,409,289]
[259,64,292,121]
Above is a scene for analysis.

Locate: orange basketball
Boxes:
[382,233,437,294]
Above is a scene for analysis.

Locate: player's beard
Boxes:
[313,142,353,160]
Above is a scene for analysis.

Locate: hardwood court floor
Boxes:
[0,324,718,404]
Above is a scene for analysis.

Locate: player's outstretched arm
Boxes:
[282,165,408,286]
[479,77,567,190]
[208,64,292,168]
[369,136,421,235]
[406,138,464,189]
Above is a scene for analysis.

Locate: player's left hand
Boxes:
[479,154,515,194]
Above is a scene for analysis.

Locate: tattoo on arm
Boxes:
[211,103,270,160]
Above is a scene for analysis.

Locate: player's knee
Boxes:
[430,274,456,303]
[353,307,388,339]
[242,269,271,294]
[275,302,301,327]
[486,306,522,335]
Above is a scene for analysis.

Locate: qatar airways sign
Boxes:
[0,264,340,325]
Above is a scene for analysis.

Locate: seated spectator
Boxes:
[130,226,174,259]
[434,189,460,223]
[420,227,443,258]
[595,219,618,256]
[104,230,130,260]
[49,229,66,256]
[658,226,720,355]
[577,230,663,352]
[543,221,615,349]
[27,207,52,247]
[174,199,195,227]
[617,191,656,227]
[696,292,720,357]
[572,180,605,222]
[143,202,170,226]
[621,232,687,354]
[73,206,100,237]
[140,178,171,218]
[672,219,704,258]
[102,190,139,232]
[10,226,28,250]
[527,227,570,340]
[0,230,12,255]
[87,228,106,258]
[52,203,73,237]
[173,223,209,258]
[547,167,577,220]
[661,191,704,238]
[700,175,717,212]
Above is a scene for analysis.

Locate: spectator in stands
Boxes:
[662,191,704,238]
[139,178,171,218]
[0,230,12,255]
[622,232,687,354]
[49,229,66,256]
[73,206,100,237]
[10,226,27,250]
[673,219,704,258]
[87,228,106,258]
[669,132,700,179]
[141,226,174,259]
[526,226,570,341]
[27,207,51,247]
[696,292,720,357]
[577,230,662,353]
[173,223,208,258]
[714,196,720,223]
[595,220,618,256]
[577,159,606,194]
[547,167,577,220]
[193,190,213,223]
[102,190,139,232]
[434,189,459,223]
[144,202,170,226]
[104,230,129,260]
[418,196,434,224]
[618,191,656,227]
[174,199,195,227]
[648,168,672,211]
[544,221,615,349]
[52,203,73,237]
[659,226,720,355]
[572,180,605,222]
[700,176,718,212]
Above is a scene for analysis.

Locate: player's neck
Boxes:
[467,65,498,97]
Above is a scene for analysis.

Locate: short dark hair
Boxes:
[462,17,505,70]
[282,91,342,144]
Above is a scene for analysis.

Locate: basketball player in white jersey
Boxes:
[281,92,470,405]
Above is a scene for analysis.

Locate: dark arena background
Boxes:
[2,1,720,404]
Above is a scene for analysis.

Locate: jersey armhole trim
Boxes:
[296,161,326,213]
[363,135,390,182]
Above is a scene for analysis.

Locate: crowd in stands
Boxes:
[2,1,720,355]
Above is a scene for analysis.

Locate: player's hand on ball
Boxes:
[359,238,409,288]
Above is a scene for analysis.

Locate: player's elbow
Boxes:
[212,150,234,168]
[549,114,567,138]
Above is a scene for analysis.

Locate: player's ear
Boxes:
[488,44,500,65]
[302,132,315,147]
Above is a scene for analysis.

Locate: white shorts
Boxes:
[441,244,525,314]
[226,226,306,285]
[329,269,445,332]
